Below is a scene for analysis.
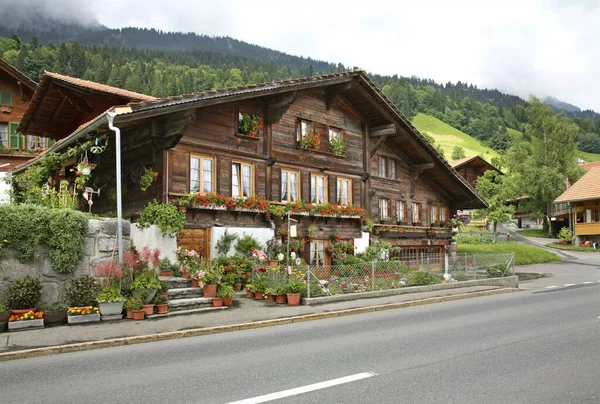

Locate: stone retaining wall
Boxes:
[0,219,131,304]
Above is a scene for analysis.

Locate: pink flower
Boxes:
[187,250,196,257]
[259,253,267,261]
[252,249,259,258]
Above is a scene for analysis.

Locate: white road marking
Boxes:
[582,281,594,284]
[226,372,378,404]
[545,286,559,289]
[563,284,576,287]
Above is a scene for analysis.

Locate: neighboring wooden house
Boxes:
[0,59,39,174]
[450,155,502,188]
[554,167,600,244]
[13,70,485,264]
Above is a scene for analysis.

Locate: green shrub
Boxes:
[7,276,43,309]
[216,230,238,255]
[453,273,468,281]
[124,296,143,311]
[486,264,511,278]
[558,227,573,242]
[96,285,125,303]
[406,271,441,286]
[0,293,6,312]
[235,233,262,256]
[217,284,235,298]
[65,276,99,307]
[0,205,87,274]
[151,293,167,305]
[137,201,185,237]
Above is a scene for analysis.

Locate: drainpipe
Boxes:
[107,111,123,263]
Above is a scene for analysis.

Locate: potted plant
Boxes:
[307,225,316,242]
[158,258,175,278]
[127,296,145,320]
[96,285,125,319]
[123,297,138,319]
[245,283,255,298]
[39,302,68,327]
[299,126,323,150]
[67,306,100,324]
[65,276,99,309]
[238,112,261,138]
[130,270,161,303]
[274,285,287,304]
[8,310,45,330]
[286,280,304,306]
[217,284,235,307]
[159,281,169,297]
[275,225,288,241]
[152,293,169,314]
[264,287,276,303]
[7,276,42,315]
[191,260,222,298]
[77,158,96,176]
[212,296,224,307]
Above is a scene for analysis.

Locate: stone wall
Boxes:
[0,218,131,304]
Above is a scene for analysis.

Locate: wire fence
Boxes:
[251,253,515,299]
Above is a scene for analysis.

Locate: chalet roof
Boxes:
[12,70,486,209]
[450,155,503,174]
[17,71,156,138]
[582,161,600,171]
[554,167,600,203]
[0,58,37,91]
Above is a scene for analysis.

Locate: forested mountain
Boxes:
[2,20,600,155]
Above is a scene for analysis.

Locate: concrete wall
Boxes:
[0,218,131,305]
[211,226,275,257]
[130,224,177,262]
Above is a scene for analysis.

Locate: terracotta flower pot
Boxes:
[191,278,199,288]
[212,298,223,307]
[286,293,301,306]
[266,294,275,303]
[182,269,191,279]
[142,304,154,315]
[246,290,255,298]
[223,295,233,307]
[275,294,287,304]
[254,291,264,300]
[11,308,36,315]
[126,309,133,319]
[203,284,217,298]
[155,304,168,314]
[132,310,145,320]
[159,272,174,278]
[233,283,242,292]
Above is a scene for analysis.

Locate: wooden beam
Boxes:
[48,97,68,123]
[57,86,94,113]
[369,134,389,159]
[369,123,396,138]
[409,163,435,171]
[266,91,296,125]
[336,94,367,123]
[419,175,452,201]
[150,109,196,149]
[325,82,353,110]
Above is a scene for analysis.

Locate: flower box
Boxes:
[235,132,260,141]
[68,314,101,324]
[231,207,263,213]
[8,318,44,330]
[191,204,227,211]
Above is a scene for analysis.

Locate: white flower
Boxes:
[277,253,284,261]
[290,252,296,260]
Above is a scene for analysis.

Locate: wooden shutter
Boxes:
[0,91,12,107]
[46,138,56,148]
[8,122,19,148]
[271,166,281,201]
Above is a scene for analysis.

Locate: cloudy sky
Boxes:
[15,0,600,110]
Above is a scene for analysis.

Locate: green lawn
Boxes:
[506,127,523,142]
[545,243,600,252]
[457,242,561,265]
[576,150,600,163]
[411,113,500,163]
[517,229,554,238]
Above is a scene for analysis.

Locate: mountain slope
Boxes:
[411,113,500,163]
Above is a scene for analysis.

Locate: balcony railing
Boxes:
[575,222,600,236]
[551,202,570,217]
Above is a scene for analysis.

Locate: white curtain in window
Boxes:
[232,164,240,197]
[242,165,251,196]
[37,137,45,149]
[317,176,325,203]
[397,202,405,220]
[203,159,213,192]
[412,203,419,222]
[389,159,396,179]
[27,136,36,149]
[190,157,200,192]
[440,207,446,221]
[342,182,349,205]
[336,179,341,204]
[317,242,325,266]
[290,172,297,201]
[310,242,317,265]
[281,171,288,201]
[379,158,386,177]
[310,176,316,203]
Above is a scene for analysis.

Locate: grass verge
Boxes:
[545,243,600,252]
[457,242,561,265]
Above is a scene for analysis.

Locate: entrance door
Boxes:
[178,228,211,260]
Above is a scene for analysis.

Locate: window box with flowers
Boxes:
[181,192,233,211]
[237,113,262,140]
[299,126,323,151]
[231,194,269,213]
[67,306,100,324]
[329,129,348,155]
[8,310,45,330]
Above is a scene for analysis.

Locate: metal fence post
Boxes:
[426,257,430,273]
[512,253,515,274]
[371,261,375,291]
[307,265,311,298]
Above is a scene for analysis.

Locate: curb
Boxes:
[0,287,521,362]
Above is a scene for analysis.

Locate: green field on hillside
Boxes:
[411,113,500,163]
[506,127,523,142]
[577,150,600,163]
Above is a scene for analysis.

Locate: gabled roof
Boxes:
[18,71,156,137]
[582,161,600,171]
[12,70,486,208]
[0,58,37,91]
[450,155,503,175]
[555,167,600,203]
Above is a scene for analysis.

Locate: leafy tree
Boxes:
[475,171,514,233]
[577,132,600,153]
[451,146,466,160]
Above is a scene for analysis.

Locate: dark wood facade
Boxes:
[450,155,502,188]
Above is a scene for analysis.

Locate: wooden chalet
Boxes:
[13,70,486,264]
[450,155,502,188]
[0,58,38,175]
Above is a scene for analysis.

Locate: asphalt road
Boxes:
[2,280,600,404]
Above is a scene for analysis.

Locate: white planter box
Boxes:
[193,205,227,211]
[68,314,101,324]
[8,319,44,330]
[98,301,124,316]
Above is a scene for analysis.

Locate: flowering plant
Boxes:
[191,260,223,286]
[8,310,44,321]
[299,126,322,150]
[232,194,269,212]
[67,306,99,316]
[329,132,348,155]
[183,192,233,208]
[239,113,262,138]
[275,226,288,237]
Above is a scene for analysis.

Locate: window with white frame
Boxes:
[440,206,447,222]
[380,199,391,220]
[281,169,299,202]
[297,119,310,142]
[336,177,352,206]
[0,123,7,148]
[329,127,341,141]
[232,162,253,197]
[412,202,421,223]
[311,173,327,204]
[431,205,438,223]
[310,241,326,266]
[378,156,387,177]
[190,155,215,193]
[388,159,396,179]
[397,201,406,221]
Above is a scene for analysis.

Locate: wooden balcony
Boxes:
[575,222,600,236]
[551,202,570,218]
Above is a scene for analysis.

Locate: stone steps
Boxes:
[168,287,204,300]
[168,297,214,312]
[146,306,227,320]
[160,277,192,289]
